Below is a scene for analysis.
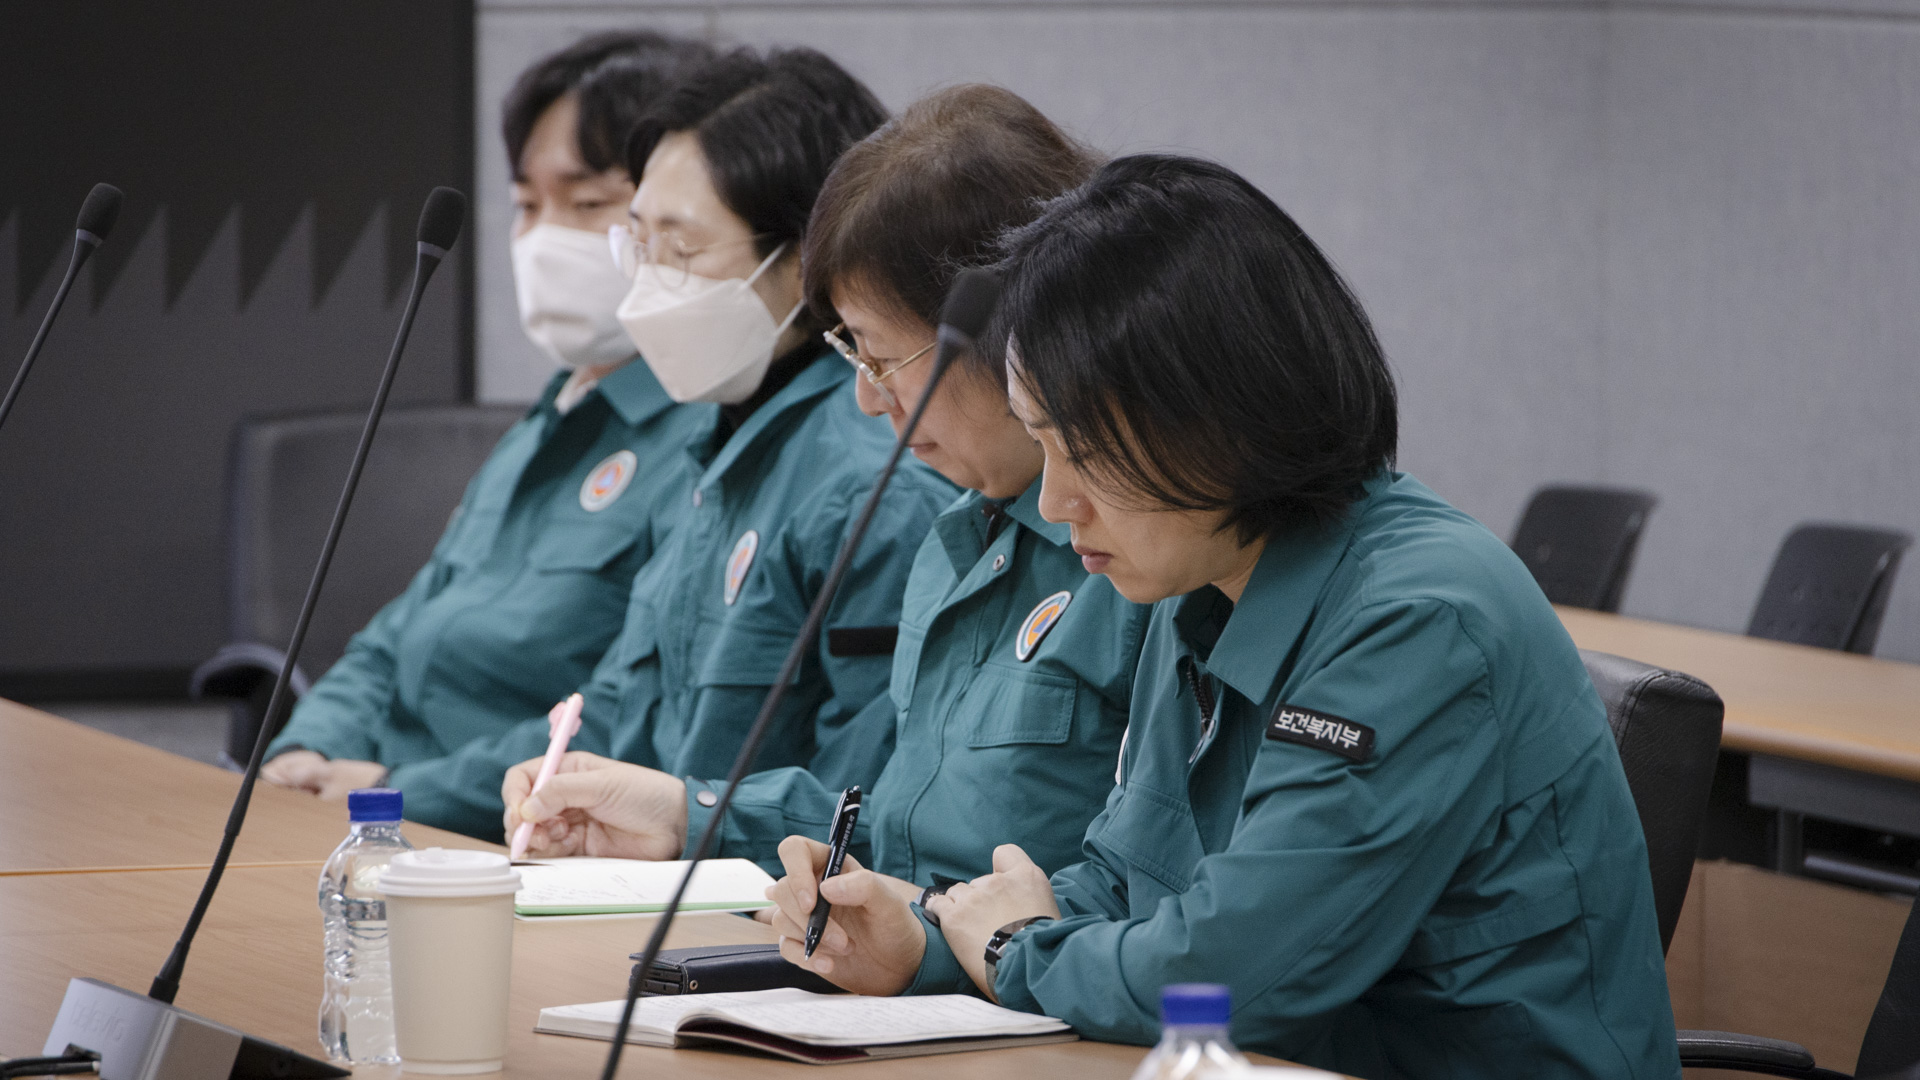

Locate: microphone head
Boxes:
[938,268,1002,342]
[416,187,467,254]
[76,183,124,241]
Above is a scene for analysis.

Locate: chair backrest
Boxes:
[1856,895,1920,1077]
[1747,523,1912,654]
[1580,649,1725,953]
[226,403,524,677]
[1511,486,1658,612]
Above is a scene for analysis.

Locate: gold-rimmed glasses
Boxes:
[824,323,935,411]
[606,223,770,288]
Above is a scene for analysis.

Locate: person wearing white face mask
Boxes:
[263,33,718,831]
[365,45,958,846]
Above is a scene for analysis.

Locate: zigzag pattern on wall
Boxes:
[0,0,472,313]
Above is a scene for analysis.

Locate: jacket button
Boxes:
[695,789,718,807]
[991,554,1006,572]
[692,490,703,507]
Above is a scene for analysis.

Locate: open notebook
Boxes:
[535,988,1077,1064]
[513,857,776,917]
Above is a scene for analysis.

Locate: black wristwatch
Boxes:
[913,873,965,928]
[982,916,1053,993]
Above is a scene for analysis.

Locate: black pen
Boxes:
[804,786,862,958]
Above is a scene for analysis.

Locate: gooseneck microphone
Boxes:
[597,268,1003,1080]
[39,188,466,1080]
[150,185,467,1005]
[0,183,123,435]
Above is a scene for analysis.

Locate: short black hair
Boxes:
[501,31,714,180]
[626,46,887,268]
[998,154,1398,541]
[804,84,1099,383]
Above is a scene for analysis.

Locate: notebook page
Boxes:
[701,991,1071,1047]
[515,857,775,911]
[540,993,724,1039]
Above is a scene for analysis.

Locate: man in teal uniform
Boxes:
[503,86,1148,882]
[764,156,1680,1078]
[379,48,956,841]
[263,33,713,806]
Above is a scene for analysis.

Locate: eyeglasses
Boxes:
[824,323,935,411]
[607,223,770,288]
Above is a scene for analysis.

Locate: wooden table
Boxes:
[1558,607,1920,883]
[1558,607,1920,782]
[2,703,1301,1077]
[0,699,482,874]
[0,864,1176,1079]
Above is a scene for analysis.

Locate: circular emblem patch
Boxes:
[1015,590,1073,662]
[724,530,759,606]
[579,450,637,512]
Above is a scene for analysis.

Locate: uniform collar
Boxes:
[594,356,679,427]
[1186,472,1391,705]
[532,368,570,414]
[693,349,847,487]
[529,357,677,428]
[1005,479,1071,547]
[929,476,1068,579]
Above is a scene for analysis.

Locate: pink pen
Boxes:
[510,692,585,861]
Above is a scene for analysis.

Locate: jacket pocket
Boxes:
[528,524,643,573]
[1402,881,1585,968]
[1094,782,1204,896]
[962,664,1076,748]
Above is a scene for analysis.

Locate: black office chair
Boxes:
[1747,523,1912,655]
[1581,649,1723,952]
[1512,486,1657,612]
[1739,522,1914,877]
[1584,650,1920,1079]
[1673,894,1920,1078]
[190,404,523,767]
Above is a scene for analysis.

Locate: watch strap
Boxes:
[982,915,1053,992]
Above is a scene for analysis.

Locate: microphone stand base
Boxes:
[43,978,347,1080]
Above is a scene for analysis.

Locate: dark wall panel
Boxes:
[0,2,475,695]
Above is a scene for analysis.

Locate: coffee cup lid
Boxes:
[378,847,521,898]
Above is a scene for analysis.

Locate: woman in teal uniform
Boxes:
[262,33,714,802]
[503,86,1152,885]
[376,47,957,840]
[765,156,1682,1079]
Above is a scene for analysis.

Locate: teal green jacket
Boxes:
[908,474,1679,1079]
[266,360,704,783]
[386,353,956,838]
[683,481,1151,881]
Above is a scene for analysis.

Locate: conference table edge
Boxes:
[1555,607,1920,783]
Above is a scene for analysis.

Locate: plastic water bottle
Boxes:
[318,787,412,1064]
[1129,984,1250,1080]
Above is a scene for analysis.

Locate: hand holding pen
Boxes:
[509,693,585,861]
[804,786,863,957]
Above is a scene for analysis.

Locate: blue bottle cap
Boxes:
[348,787,403,822]
[1160,983,1231,1026]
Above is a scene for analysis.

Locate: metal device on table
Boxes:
[31,187,467,1080]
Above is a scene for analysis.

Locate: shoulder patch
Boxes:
[1266,704,1374,763]
[1015,590,1073,662]
[580,450,637,512]
[723,529,759,605]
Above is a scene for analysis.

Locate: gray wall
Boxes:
[476,0,1920,661]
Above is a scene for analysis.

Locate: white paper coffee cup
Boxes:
[379,848,522,1074]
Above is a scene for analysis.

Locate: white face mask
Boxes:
[616,242,803,404]
[511,224,637,370]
